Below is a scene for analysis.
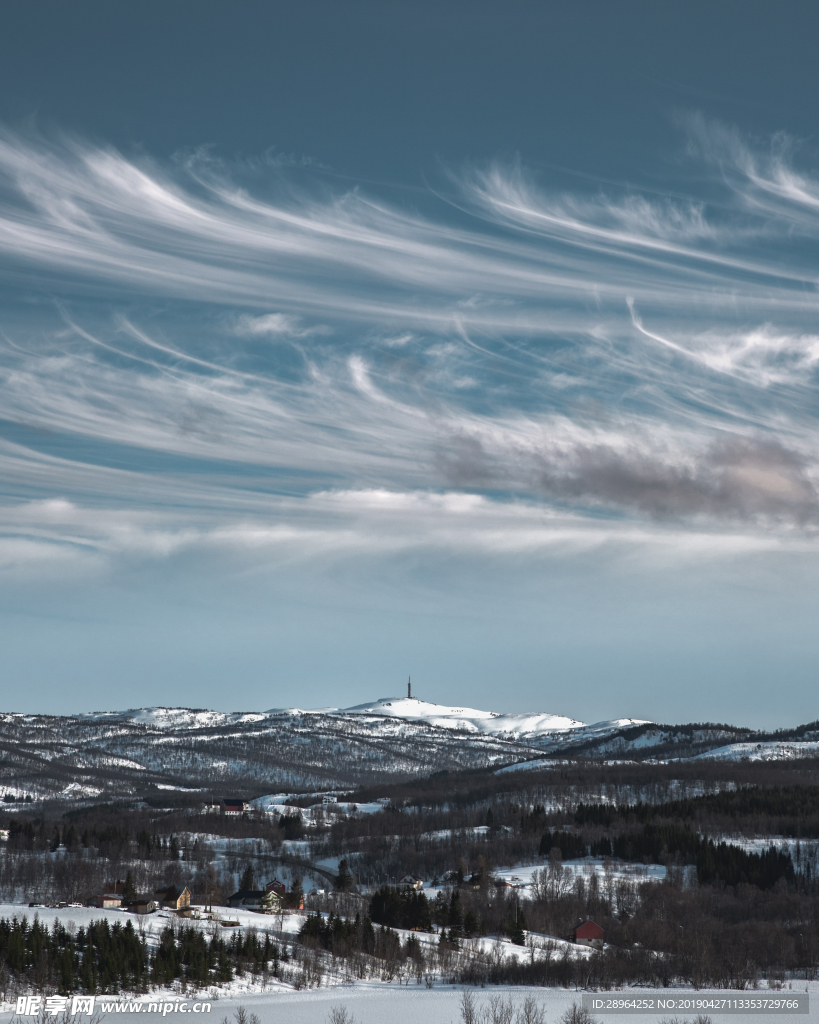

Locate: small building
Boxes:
[227,889,282,913]
[154,885,191,911]
[91,893,123,909]
[573,920,604,949]
[265,878,286,895]
[125,898,157,915]
[221,799,250,816]
[398,874,424,891]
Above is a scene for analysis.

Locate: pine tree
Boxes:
[286,876,303,909]
[449,890,463,932]
[510,899,526,946]
[335,858,353,891]
[123,870,137,903]
[239,863,255,891]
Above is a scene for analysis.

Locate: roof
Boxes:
[157,885,189,899]
[575,920,604,938]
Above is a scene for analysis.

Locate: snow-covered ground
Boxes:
[0,902,308,942]
[338,697,651,747]
[492,858,669,893]
[197,984,819,1024]
[80,708,270,730]
[695,740,819,761]
[341,696,586,736]
[1,983,816,1024]
[101,698,652,749]
[495,758,565,774]
[1,904,816,1022]
[251,795,388,821]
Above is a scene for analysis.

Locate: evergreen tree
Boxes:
[335,858,353,891]
[239,863,255,891]
[509,899,526,946]
[123,870,137,903]
[285,876,303,909]
[449,889,463,932]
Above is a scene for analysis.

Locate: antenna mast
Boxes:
[408,676,411,699]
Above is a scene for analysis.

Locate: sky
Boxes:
[1,2,819,725]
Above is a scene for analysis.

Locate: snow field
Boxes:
[2,984,818,1024]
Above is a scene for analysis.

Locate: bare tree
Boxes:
[516,995,547,1024]
[460,989,479,1024]
[559,1003,599,1024]
[488,994,515,1024]
[328,1006,356,1024]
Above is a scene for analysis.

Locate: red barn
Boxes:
[573,920,604,948]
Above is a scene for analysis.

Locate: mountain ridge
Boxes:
[2,700,818,809]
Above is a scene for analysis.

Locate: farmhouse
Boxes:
[91,893,123,909]
[265,878,286,895]
[89,879,128,908]
[398,874,424,890]
[154,884,191,910]
[227,888,282,913]
[572,919,604,948]
[126,898,157,915]
[221,798,250,816]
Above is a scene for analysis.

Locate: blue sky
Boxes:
[1,2,819,725]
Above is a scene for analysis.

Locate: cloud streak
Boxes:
[2,120,819,572]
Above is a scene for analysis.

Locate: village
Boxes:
[3,753,818,995]
[13,794,606,966]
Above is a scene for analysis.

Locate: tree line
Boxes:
[0,916,295,997]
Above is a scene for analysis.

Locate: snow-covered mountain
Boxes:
[87,695,650,748]
[339,696,589,737]
[2,698,817,809]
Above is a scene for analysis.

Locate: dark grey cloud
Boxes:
[542,436,817,523]
[438,431,819,526]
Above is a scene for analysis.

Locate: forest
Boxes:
[1,757,819,992]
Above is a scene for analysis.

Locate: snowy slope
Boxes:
[81,708,269,729]
[340,696,585,736]
[337,697,655,753]
[694,740,819,762]
[80,699,642,748]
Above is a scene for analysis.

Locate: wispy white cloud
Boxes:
[0,487,803,584]
[234,313,331,338]
[2,120,819,576]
